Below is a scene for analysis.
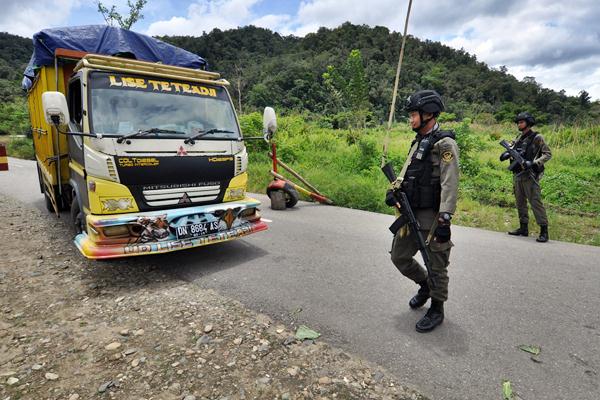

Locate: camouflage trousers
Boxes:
[390,209,453,302]
[513,174,548,226]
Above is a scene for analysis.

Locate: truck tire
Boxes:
[43,187,69,213]
[70,196,85,234]
[282,184,299,208]
[44,192,54,213]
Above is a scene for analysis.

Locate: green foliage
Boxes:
[96,0,148,30]
[3,24,600,141]
[322,49,371,128]
[453,120,482,176]
[159,23,599,125]
[244,115,600,245]
[438,112,457,123]
[0,97,29,136]
[7,137,35,160]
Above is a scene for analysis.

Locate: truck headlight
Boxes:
[226,188,245,200]
[102,225,130,237]
[100,197,135,212]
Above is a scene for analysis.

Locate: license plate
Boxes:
[175,221,220,239]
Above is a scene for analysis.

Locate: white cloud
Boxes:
[0,0,80,37]
[508,59,600,99]
[295,0,402,29]
[250,14,291,31]
[145,0,261,36]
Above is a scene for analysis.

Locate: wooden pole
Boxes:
[381,0,413,167]
[270,170,334,205]
[269,152,324,196]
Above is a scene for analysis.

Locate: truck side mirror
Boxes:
[263,107,277,140]
[42,92,70,126]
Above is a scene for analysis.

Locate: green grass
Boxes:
[243,113,600,246]
[4,113,598,246]
[0,135,35,160]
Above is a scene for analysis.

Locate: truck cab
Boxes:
[31,53,268,259]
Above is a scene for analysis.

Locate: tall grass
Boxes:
[242,113,600,246]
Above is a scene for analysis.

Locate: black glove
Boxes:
[499,151,511,162]
[531,162,540,173]
[385,189,397,207]
[434,213,452,243]
[524,160,534,170]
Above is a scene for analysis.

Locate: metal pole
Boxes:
[54,55,62,199]
[382,0,413,167]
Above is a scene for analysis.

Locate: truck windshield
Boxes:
[89,72,240,139]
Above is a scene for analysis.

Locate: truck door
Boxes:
[67,77,85,166]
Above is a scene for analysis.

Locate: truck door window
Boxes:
[68,79,83,131]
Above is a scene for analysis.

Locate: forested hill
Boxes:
[0,33,32,101]
[1,23,598,131]
[160,23,597,125]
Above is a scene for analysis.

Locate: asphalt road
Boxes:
[2,157,599,399]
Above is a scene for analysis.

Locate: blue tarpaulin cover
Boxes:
[22,25,207,90]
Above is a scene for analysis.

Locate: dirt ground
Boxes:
[0,194,427,400]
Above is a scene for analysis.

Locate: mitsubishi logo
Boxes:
[177,146,188,156]
[178,193,192,204]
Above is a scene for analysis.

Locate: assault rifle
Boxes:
[499,140,539,184]
[381,162,436,289]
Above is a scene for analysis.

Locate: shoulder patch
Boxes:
[534,134,545,145]
[441,151,454,163]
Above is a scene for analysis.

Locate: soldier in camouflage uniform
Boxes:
[386,90,460,333]
[501,112,552,242]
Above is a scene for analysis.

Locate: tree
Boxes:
[96,0,148,30]
[578,90,591,108]
[322,49,371,128]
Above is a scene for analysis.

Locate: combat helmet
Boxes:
[514,111,535,127]
[405,90,445,116]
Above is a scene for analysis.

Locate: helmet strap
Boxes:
[413,111,433,133]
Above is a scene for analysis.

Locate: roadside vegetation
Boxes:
[3,111,598,246]
[241,113,600,246]
[1,24,598,245]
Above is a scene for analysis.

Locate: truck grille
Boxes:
[106,158,118,181]
[142,185,220,207]
[235,155,243,175]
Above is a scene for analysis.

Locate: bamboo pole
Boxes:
[381,0,413,167]
[270,170,334,205]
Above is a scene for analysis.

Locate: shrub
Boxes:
[7,137,34,160]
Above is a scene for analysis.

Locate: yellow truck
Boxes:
[25,26,272,259]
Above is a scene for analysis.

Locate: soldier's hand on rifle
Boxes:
[524,160,534,170]
[385,189,397,207]
[434,212,452,243]
[500,151,511,162]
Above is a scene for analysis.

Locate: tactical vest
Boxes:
[514,131,544,174]
[402,130,456,210]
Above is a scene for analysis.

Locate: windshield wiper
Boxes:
[184,128,235,144]
[116,128,186,144]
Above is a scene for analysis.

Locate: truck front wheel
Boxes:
[70,196,85,234]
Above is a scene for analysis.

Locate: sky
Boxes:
[1,0,599,100]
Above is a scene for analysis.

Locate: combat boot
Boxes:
[536,225,549,243]
[508,222,528,236]
[409,279,430,309]
[416,299,444,333]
